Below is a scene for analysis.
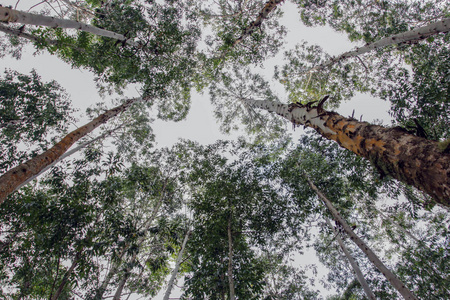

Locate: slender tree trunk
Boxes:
[112,264,132,300]
[15,123,126,192]
[94,180,166,299]
[0,7,142,48]
[247,99,450,207]
[233,0,285,47]
[307,18,450,73]
[305,175,418,300]
[0,23,85,52]
[163,229,192,300]
[227,215,236,300]
[220,257,226,300]
[325,218,376,300]
[49,253,62,300]
[50,251,82,300]
[0,97,143,204]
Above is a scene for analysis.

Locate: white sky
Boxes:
[1,0,394,299]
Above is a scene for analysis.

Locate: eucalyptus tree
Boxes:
[375,208,450,299]
[0,142,191,299]
[0,6,144,48]
[0,148,131,299]
[86,149,189,300]
[0,96,145,204]
[294,0,449,43]
[163,228,192,300]
[324,218,376,300]
[173,139,318,299]
[210,62,450,206]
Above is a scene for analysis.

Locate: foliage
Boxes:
[0,69,75,172]
[0,0,449,298]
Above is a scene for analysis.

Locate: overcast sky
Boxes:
[1,0,394,298]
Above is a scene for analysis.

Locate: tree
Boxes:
[163,228,191,300]
[0,97,144,204]
[325,218,377,300]
[303,17,450,74]
[1,0,449,298]
[247,98,450,206]
[0,6,143,47]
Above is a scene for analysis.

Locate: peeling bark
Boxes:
[0,97,143,204]
[325,218,376,300]
[248,99,450,207]
[308,18,450,73]
[306,176,418,300]
[0,7,142,48]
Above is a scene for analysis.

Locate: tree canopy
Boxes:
[0,0,449,299]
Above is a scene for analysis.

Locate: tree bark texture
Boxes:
[15,123,125,192]
[0,98,142,204]
[306,175,418,300]
[163,229,191,300]
[233,0,285,47]
[0,7,141,48]
[309,18,450,73]
[247,99,450,207]
[325,218,376,300]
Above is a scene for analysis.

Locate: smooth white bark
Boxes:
[306,175,418,300]
[326,218,376,300]
[163,229,192,300]
[311,18,450,72]
[246,99,335,135]
[0,7,141,48]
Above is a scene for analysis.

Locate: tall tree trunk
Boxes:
[233,0,285,47]
[50,251,82,300]
[0,97,143,204]
[0,7,142,48]
[325,218,376,300]
[163,229,192,300]
[305,175,418,300]
[227,215,236,300]
[15,123,126,192]
[307,18,450,73]
[247,99,450,207]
